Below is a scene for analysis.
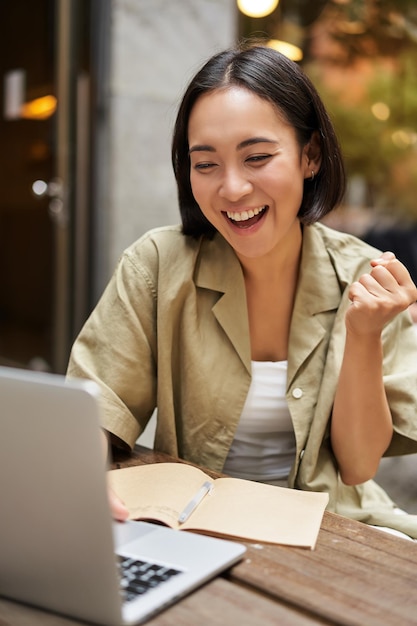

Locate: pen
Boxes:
[178,481,213,523]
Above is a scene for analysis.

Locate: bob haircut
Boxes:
[172,44,346,239]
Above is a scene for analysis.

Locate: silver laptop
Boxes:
[0,366,246,625]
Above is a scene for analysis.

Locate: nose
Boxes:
[218,167,253,202]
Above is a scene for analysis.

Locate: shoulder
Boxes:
[126,225,199,257]
[312,222,382,258]
[308,222,382,282]
[121,225,202,275]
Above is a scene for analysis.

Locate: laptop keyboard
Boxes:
[118,555,182,603]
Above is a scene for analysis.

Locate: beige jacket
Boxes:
[68,222,417,536]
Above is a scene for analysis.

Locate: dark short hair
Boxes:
[172,44,346,238]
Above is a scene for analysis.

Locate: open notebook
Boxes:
[0,366,246,625]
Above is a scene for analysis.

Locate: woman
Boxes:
[67,45,417,537]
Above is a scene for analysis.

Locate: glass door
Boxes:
[0,0,93,373]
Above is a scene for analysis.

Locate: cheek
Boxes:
[267,167,305,198]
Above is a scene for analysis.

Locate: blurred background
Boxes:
[1,0,417,373]
[0,0,416,509]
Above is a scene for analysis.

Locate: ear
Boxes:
[302,131,322,180]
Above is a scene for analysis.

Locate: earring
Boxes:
[310,170,315,181]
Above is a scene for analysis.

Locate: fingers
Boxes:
[371,253,413,286]
[109,486,130,521]
[370,250,395,264]
[368,252,417,302]
[347,252,417,335]
[102,430,129,521]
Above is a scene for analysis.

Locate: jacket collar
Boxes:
[195,234,251,373]
[287,224,344,385]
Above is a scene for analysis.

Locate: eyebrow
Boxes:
[188,137,278,155]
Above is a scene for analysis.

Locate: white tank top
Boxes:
[223,361,296,484]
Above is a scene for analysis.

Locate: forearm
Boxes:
[332,251,417,484]
[331,331,393,485]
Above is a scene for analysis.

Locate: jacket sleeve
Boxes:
[382,309,417,455]
[67,248,158,449]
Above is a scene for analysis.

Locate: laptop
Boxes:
[0,366,246,625]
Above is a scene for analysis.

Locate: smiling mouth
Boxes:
[225,205,268,228]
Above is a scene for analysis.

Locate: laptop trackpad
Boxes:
[113,520,158,549]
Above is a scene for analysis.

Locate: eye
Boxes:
[245,154,272,165]
[193,162,217,171]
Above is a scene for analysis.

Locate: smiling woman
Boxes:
[187,86,314,264]
[174,46,343,240]
[67,44,417,539]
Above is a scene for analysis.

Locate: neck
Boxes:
[238,221,303,284]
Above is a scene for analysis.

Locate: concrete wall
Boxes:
[93,0,236,301]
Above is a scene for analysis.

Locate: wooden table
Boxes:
[1,445,417,626]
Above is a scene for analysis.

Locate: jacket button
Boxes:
[292,387,303,399]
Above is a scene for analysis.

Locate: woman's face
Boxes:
[188,87,317,262]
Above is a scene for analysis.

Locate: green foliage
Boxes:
[306,50,417,219]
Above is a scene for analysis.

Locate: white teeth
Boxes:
[226,206,266,222]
